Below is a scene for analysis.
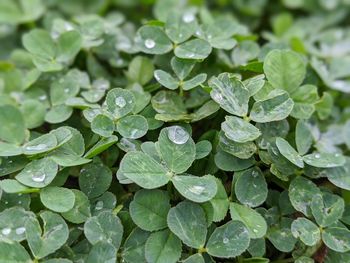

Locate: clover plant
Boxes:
[1,0,350,262]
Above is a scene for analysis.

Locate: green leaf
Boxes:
[295,120,313,155]
[288,176,321,216]
[322,227,350,252]
[129,189,170,231]
[0,105,26,144]
[0,241,32,263]
[86,242,117,263]
[84,211,123,249]
[78,162,112,199]
[151,90,187,115]
[145,229,182,263]
[26,211,69,259]
[40,187,75,213]
[219,132,257,159]
[311,192,344,227]
[174,39,212,60]
[135,25,173,55]
[56,30,82,64]
[154,70,179,90]
[106,88,135,119]
[171,56,195,80]
[222,116,261,143]
[263,49,306,94]
[165,12,197,43]
[122,228,150,263]
[275,137,304,168]
[267,227,296,252]
[235,167,268,207]
[209,73,250,117]
[0,207,35,242]
[327,157,350,190]
[182,73,207,91]
[214,149,255,172]
[91,114,115,137]
[183,254,204,263]
[158,126,196,174]
[15,158,58,188]
[303,152,345,168]
[84,136,118,159]
[126,56,155,85]
[120,151,171,189]
[23,133,58,155]
[167,201,207,248]
[209,178,230,222]
[291,218,320,246]
[116,115,148,139]
[61,190,91,224]
[206,221,250,258]
[195,140,212,159]
[45,105,73,124]
[229,203,267,239]
[171,174,217,203]
[0,142,23,157]
[22,29,56,60]
[250,89,294,123]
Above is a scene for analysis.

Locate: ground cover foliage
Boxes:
[1,0,350,262]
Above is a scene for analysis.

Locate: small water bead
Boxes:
[1,227,11,236]
[25,144,48,152]
[212,92,224,102]
[314,153,321,159]
[39,95,47,101]
[189,185,205,195]
[182,13,195,23]
[15,227,26,235]
[64,22,74,31]
[167,126,190,145]
[32,172,46,183]
[145,39,156,49]
[223,237,229,244]
[95,201,104,211]
[335,153,340,157]
[115,96,126,108]
[253,229,258,233]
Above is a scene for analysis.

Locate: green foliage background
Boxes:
[1,0,350,262]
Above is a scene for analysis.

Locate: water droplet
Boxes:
[252,171,258,177]
[335,153,340,157]
[39,95,47,101]
[145,39,155,49]
[95,201,104,211]
[188,53,195,58]
[64,22,74,31]
[315,153,321,159]
[253,229,258,233]
[25,144,48,152]
[189,185,205,195]
[183,13,195,23]
[15,227,26,235]
[115,96,126,108]
[223,237,229,244]
[167,126,189,145]
[32,172,46,183]
[212,92,223,102]
[1,228,11,236]
[64,88,70,93]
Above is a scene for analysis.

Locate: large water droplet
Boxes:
[95,201,104,211]
[167,126,189,145]
[15,227,26,235]
[183,13,195,23]
[1,227,11,236]
[145,39,155,49]
[189,185,205,195]
[32,172,46,183]
[115,96,126,108]
[25,144,48,152]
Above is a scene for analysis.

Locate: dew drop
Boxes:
[115,96,126,108]
[335,153,340,157]
[95,201,104,211]
[1,227,11,236]
[64,88,70,93]
[223,237,229,244]
[253,229,258,233]
[167,126,189,145]
[182,13,195,23]
[315,153,321,159]
[32,172,46,183]
[39,95,47,101]
[189,185,205,195]
[15,227,26,235]
[145,39,155,49]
